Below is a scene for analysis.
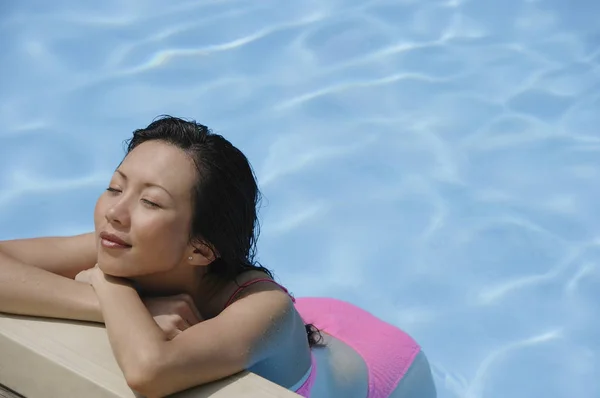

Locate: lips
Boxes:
[99,232,132,248]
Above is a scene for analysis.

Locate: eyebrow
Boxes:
[115,169,174,200]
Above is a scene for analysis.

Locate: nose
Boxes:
[105,197,131,227]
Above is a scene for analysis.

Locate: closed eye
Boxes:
[106,187,161,208]
[142,199,161,208]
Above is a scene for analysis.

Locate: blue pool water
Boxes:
[1,1,599,397]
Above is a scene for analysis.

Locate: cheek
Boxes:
[134,217,189,267]
[93,195,107,228]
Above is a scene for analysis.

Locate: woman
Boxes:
[0,116,436,398]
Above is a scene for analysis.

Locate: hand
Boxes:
[76,266,202,339]
[75,264,103,284]
[143,294,204,340]
[76,264,124,287]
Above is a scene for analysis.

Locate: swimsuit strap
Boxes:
[224,278,295,308]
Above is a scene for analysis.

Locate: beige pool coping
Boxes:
[0,313,299,398]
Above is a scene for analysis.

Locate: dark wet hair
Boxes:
[124,115,323,347]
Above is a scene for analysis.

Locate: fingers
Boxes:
[167,327,182,341]
[146,294,204,337]
[175,316,191,331]
[176,294,204,323]
[180,304,202,327]
[74,270,91,284]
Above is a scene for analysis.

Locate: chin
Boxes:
[97,265,126,278]
[96,258,136,278]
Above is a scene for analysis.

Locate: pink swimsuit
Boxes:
[225,280,421,398]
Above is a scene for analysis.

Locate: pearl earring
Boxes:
[188,256,193,260]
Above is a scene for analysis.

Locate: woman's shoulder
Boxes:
[218,270,293,308]
[222,271,311,390]
[210,271,304,361]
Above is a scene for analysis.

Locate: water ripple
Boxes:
[1,1,599,397]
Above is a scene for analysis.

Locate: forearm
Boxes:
[0,251,103,322]
[93,273,167,383]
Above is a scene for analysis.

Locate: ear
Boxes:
[186,241,217,267]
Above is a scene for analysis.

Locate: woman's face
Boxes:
[94,140,198,278]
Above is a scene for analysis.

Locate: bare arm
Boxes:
[89,268,297,398]
[0,233,103,322]
[0,233,97,278]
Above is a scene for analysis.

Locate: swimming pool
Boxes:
[0,1,598,397]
